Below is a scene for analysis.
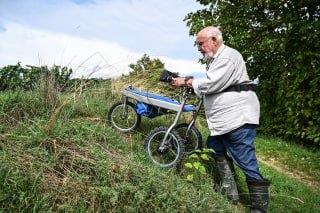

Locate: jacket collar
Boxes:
[205,44,226,70]
[213,43,226,59]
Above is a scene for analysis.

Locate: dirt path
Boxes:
[257,156,320,189]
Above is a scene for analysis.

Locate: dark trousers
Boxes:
[207,124,263,181]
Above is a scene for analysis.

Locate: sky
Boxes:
[0,0,207,78]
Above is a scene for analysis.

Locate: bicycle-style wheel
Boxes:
[145,127,185,168]
[107,101,141,132]
[174,123,202,154]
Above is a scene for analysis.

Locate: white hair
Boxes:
[207,27,223,43]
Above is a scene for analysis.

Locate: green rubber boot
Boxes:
[216,157,239,204]
[247,179,271,213]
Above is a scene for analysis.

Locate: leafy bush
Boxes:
[0,63,73,92]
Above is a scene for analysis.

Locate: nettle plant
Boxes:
[183,148,215,182]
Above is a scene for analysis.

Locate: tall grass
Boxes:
[0,91,48,126]
[0,81,233,212]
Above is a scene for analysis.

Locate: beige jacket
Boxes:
[192,44,260,136]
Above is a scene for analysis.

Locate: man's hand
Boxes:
[172,77,193,87]
[171,77,185,87]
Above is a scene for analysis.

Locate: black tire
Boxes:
[144,127,185,168]
[174,123,202,154]
[107,101,141,132]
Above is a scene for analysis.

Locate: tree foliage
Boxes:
[0,63,73,92]
[184,1,320,144]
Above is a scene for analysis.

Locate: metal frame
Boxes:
[121,86,202,151]
[123,87,194,112]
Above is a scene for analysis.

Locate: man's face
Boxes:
[196,36,218,60]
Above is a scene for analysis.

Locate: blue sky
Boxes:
[0,0,207,78]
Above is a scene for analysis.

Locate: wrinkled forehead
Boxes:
[196,34,209,42]
[196,30,210,41]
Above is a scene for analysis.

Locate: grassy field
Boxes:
[0,81,319,212]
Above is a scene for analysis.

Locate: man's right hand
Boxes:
[171,77,186,87]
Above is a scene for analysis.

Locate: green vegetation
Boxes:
[235,162,320,212]
[0,82,233,212]
[1,1,319,211]
[1,77,319,211]
[255,136,320,184]
[0,63,73,92]
[185,1,320,145]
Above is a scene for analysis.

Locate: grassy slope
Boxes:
[0,84,232,212]
[1,80,319,212]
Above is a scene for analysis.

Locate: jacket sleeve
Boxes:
[192,58,236,95]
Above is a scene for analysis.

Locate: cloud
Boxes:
[0,24,6,32]
[71,0,95,5]
[0,22,205,79]
[0,1,206,79]
[0,0,202,59]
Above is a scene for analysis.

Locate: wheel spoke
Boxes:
[108,102,141,133]
[174,124,202,154]
[145,128,185,168]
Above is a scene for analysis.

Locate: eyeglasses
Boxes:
[195,37,213,48]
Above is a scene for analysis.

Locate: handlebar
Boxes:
[159,69,194,92]
[159,69,179,84]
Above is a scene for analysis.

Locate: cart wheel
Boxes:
[107,101,141,132]
[144,127,185,168]
[174,123,202,154]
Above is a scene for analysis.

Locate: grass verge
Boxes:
[255,136,320,185]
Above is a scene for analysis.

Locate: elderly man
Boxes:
[172,26,270,213]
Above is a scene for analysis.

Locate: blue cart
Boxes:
[108,85,203,168]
